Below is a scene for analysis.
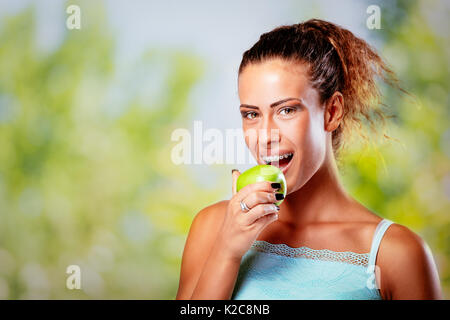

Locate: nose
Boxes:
[258,117,281,153]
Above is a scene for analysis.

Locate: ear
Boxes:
[324,92,344,132]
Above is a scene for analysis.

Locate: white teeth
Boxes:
[261,152,293,164]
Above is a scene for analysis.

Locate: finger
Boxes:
[243,203,279,225]
[231,169,240,196]
[237,180,281,200]
[255,212,279,231]
[241,191,280,210]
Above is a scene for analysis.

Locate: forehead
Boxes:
[238,58,314,106]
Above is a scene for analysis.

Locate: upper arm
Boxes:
[175,201,228,300]
[378,224,442,300]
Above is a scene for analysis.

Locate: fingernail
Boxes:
[275,193,284,201]
[271,183,281,190]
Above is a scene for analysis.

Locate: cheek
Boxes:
[243,128,254,146]
[285,111,326,166]
[285,112,326,193]
[303,111,327,166]
[284,114,310,151]
[243,128,258,155]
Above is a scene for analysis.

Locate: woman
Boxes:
[176,19,442,300]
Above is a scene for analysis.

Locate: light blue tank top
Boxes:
[232,219,394,300]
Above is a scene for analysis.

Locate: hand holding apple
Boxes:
[237,165,287,206]
[212,168,283,261]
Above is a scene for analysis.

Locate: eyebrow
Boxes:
[239,97,304,110]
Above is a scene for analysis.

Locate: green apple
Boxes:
[236,164,287,206]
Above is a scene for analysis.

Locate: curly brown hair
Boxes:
[238,19,403,162]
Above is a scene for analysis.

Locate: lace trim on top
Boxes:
[251,240,370,267]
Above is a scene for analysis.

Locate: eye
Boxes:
[242,111,258,120]
[279,107,296,116]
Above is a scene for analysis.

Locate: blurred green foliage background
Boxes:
[0,0,448,299]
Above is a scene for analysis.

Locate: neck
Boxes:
[280,151,352,226]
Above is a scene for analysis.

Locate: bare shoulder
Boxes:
[379,223,431,269]
[376,222,442,299]
[350,200,428,258]
[381,223,425,252]
[175,200,229,299]
[184,199,229,254]
[198,199,229,220]
[342,202,434,263]
[191,200,229,233]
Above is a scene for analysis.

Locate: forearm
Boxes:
[190,245,242,300]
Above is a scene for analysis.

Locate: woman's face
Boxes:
[238,58,328,195]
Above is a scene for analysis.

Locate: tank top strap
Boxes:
[367,219,394,269]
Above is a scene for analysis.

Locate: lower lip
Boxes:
[280,155,294,174]
[261,154,294,175]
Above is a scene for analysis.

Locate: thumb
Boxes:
[231,169,241,196]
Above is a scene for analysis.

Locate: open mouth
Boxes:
[261,152,294,171]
